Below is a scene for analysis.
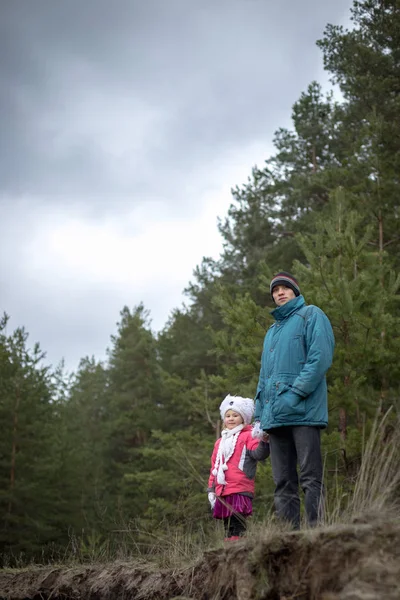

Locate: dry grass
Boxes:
[325,408,400,526]
[347,409,400,515]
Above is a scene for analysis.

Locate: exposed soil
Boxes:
[1,517,399,600]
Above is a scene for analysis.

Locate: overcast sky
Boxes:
[1,0,352,373]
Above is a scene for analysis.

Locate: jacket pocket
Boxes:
[272,374,305,420]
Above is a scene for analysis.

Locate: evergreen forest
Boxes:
[1,0,400,565]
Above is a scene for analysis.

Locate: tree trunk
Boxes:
[378,209,387,409]
[8,383,21,515]
[339,406,347,444]
[312,145,317,173]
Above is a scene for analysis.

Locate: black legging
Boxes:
[223,513,247,537]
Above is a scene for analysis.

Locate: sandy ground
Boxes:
[1,516,399,599]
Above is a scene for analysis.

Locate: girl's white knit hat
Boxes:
[219,395,254,425]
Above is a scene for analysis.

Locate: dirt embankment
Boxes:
[1,517,399,600]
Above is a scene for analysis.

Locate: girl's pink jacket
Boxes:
[207,425,270,498]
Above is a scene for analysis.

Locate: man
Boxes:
[254,271,334,529]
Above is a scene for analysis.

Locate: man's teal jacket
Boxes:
[254,295,335,430]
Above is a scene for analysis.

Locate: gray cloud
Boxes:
[1,0,353,371]
[1,0,352,208]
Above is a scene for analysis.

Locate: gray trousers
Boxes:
[269,426,324,529]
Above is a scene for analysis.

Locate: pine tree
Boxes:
[294,188,400,473]
[317,0,400,266]
[268,82,345,219]
[58,357,110,537]
[0,316,60,561]
[104,305,164,522]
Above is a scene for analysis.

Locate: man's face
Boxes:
[272,285,296,306]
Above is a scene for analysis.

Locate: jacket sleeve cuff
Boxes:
[292,384,307,398]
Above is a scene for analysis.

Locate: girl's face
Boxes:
[224,409,244,429]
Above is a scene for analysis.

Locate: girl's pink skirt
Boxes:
[213,493,253,519]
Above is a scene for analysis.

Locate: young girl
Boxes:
[207,395,269,540]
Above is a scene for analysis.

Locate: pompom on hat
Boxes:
[270,271,300,300]
[219,395,254,425]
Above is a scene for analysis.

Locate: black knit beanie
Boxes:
[270,271,301,300]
